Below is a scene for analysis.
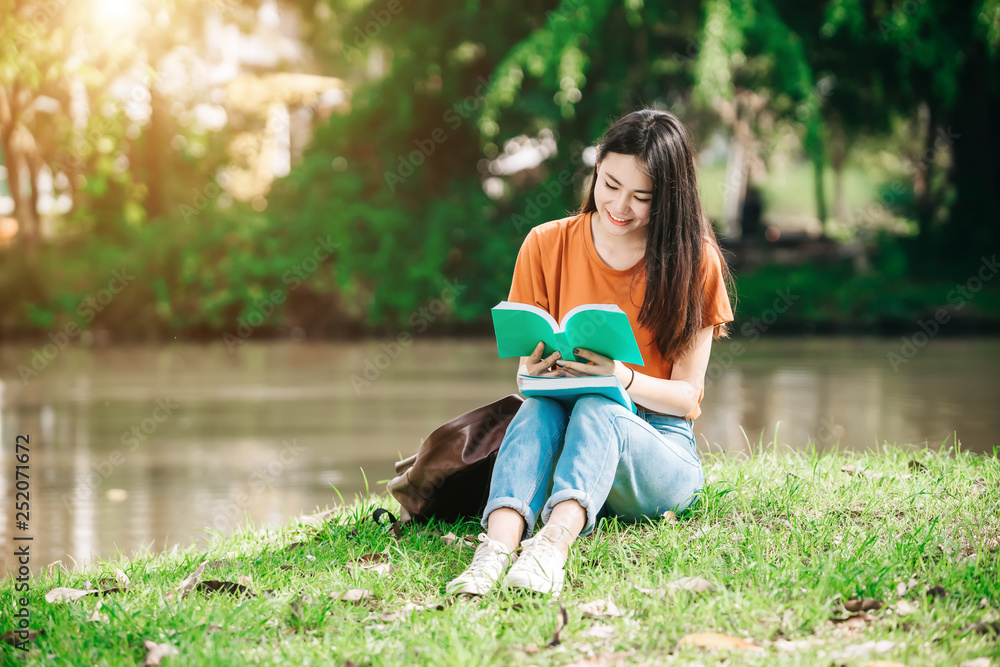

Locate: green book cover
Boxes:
[491,301,645,365]
[517,374,638,414]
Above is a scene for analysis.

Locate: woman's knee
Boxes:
[512,397,569,428]
[570,394,620,418]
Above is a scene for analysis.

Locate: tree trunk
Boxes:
[2,129,37,250]
[27,151,43,240]
[812,153,827,230]
[722,118,749,239]
[142,88,169,220]
[914,104,936,238]
[940,40,998,270]
[830,124,850,225]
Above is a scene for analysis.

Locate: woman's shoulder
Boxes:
[523,211,588,248]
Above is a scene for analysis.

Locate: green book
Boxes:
[517,374,637,414]
[491,301,644,365]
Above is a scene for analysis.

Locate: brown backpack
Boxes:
[386,394,524,525]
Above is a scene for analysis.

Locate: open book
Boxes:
[491,301,644,365]
[517,374,637,413]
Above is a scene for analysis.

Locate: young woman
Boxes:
[447,108,734,596]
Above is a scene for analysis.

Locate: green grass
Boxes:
[699,162,881,224]
[3,444,999,665]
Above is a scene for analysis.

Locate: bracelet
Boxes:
[624,366,635,390]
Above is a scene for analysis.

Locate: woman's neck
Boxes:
[590,212,646,271]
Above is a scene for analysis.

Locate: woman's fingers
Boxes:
[555,360,600,376]
[525,342,565,376]
[573,348,611,364]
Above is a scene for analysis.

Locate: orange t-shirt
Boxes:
[507,211,734,417]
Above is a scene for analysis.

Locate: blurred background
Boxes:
[1,0,998,574]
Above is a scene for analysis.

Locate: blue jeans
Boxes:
[482,395,704,540]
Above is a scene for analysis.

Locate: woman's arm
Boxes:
[558,326,716,417]
[618,326,714,417]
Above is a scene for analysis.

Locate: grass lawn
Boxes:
[2,444,998,666]
[699,162,881,227]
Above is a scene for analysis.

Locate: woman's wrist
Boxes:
[614,360,635,390]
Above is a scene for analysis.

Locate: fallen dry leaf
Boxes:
[832,639,899,660]
[831,611,877,629]
[841,465,857,475]
[772,638,818,652]
[580,625,617,641]
[330,589,374,602]
[45,587,100,603]
[633,585,663,596]
[896,578,918,598]
[441,532,477,549]
[580,598,624,618]
[661,511,678,524]
[352,557,394,576]
[894,600,917,615]
[678,632,762,651]
[548,604,569,647]
[165,562,207,601]
[238,575,253,587]
[356,553,389,564]
[86,603,109,623]
[363,611,404,623]
[843,598,883,612]
[142,640,179,665]
[666,576,716,594]
[115,568,132,588]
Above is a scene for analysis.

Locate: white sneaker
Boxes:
[503,527,567,595]
[445,533,516,596]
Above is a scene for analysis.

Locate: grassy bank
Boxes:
[2,445,998,666]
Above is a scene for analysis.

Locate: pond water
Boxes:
[1,337,997,577]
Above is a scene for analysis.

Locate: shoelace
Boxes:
[514,534,562,575]
[467,534,509,573]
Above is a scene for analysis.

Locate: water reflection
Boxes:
[0,337,997,577]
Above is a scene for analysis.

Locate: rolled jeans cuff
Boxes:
[482,496,536,541]
[541,489,598,537]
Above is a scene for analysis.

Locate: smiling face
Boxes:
[592,152,654,241]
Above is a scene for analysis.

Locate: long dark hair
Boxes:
[579,109,733,362]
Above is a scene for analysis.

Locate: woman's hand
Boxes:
[555,348,616,377]
[523,341,564,377]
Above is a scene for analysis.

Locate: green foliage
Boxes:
[2,0,999,338]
